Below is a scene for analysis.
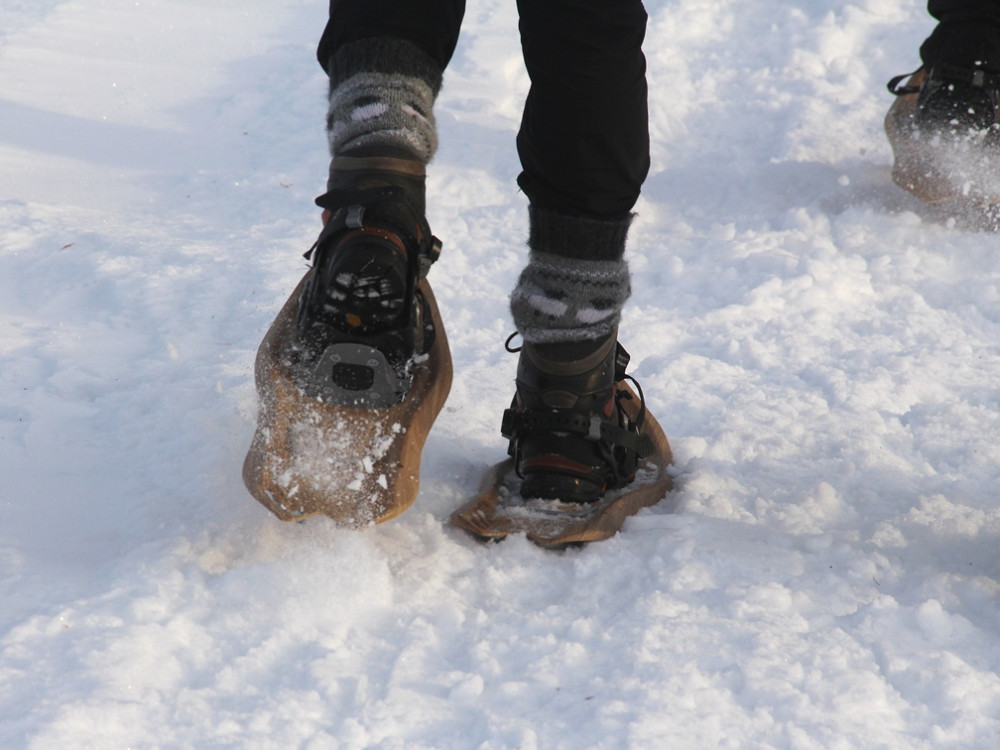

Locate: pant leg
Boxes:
[515,0,650,222]
[922,0,1000,69]
[318,0,466,73]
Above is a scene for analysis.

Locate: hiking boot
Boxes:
[292,156,441,407]
[501,333,654,503]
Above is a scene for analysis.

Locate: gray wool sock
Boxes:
[326,39,441,163]
[510,251,632,344]
[510,208,633,344]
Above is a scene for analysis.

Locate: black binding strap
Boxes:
[501,408,654,458]
[888,64,1000,97]
[887,69,922,96]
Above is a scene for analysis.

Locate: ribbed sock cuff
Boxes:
[528,206,633,262]
[328,38,443,94]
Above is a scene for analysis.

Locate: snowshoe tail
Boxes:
[243,275,452,526]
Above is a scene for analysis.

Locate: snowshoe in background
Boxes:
[886,65,1000,204]
[243,158,451,526]
[451,335,673,548]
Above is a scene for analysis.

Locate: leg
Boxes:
[505,0,655,502]
[511,0,648,346]
[515,0,650,222]
[316,0,466,183]
[294,1,466,405]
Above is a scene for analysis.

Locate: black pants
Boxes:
[922,0,1000,68]
[318,0,650,220]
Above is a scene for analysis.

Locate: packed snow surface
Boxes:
[3,0,1000,747]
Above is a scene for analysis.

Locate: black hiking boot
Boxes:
[291,157,442,407]
[501,333,654,503]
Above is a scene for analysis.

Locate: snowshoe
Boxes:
[451,335,673,548]
[886,65,1000,204]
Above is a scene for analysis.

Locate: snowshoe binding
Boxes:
[451,334,673,548]
[244,157,452,526]
[886,64,1000,205]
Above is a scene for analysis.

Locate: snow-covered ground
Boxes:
[3,0,1000,746]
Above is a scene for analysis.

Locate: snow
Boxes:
[2,0,1000,746]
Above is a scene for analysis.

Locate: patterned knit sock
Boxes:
[510,208,633,345]
[326,38,442,163]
